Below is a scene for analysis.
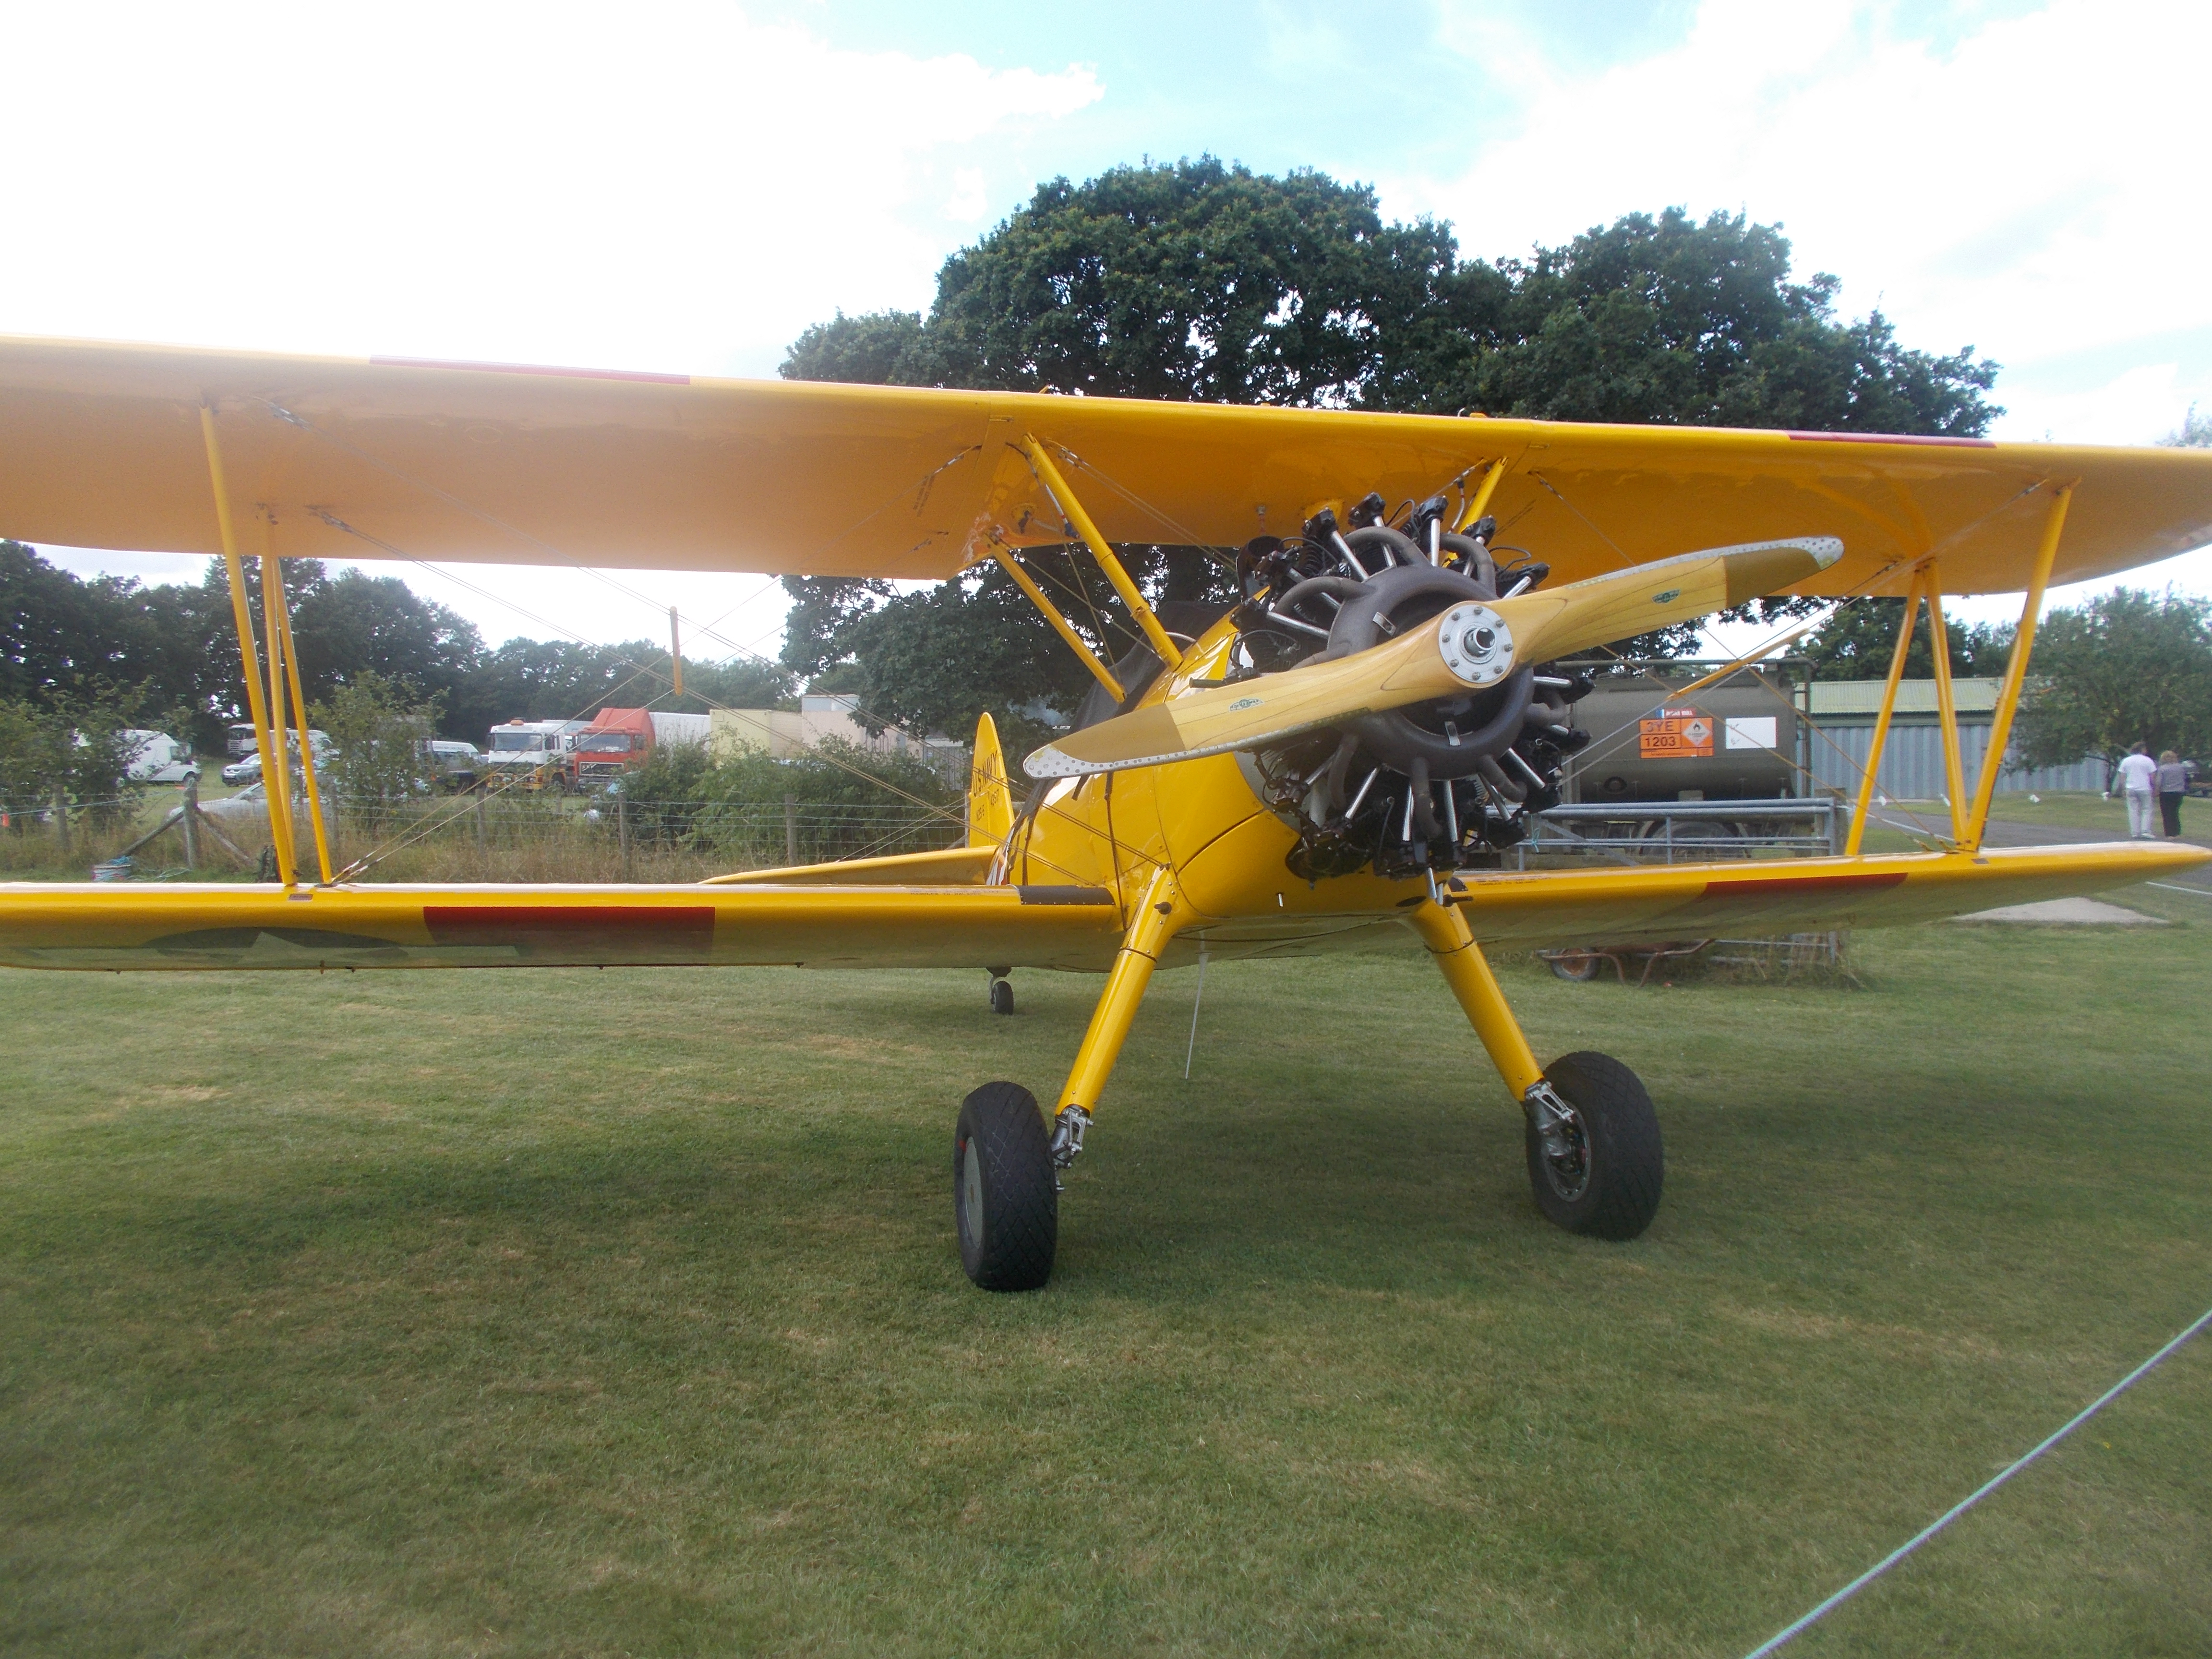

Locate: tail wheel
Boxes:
[989,977,1015,1015]
[1525,1051,1663,1240]
[953,1082,1058,1290]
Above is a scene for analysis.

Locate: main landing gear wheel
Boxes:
[989,976,1015,1015]
[953,1082,1058,1290]
[1525,1051,1664,1240]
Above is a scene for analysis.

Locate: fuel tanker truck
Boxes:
[1559,664,1806,807]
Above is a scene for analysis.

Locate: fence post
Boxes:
[473,791,490,879]
[181,773,199,868]
[617,792,631,880]
[53,785,70,856]
[784,793,798,866]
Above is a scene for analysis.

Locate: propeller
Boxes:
[1023,537,1841,779]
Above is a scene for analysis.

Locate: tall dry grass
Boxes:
[0,789,963,884]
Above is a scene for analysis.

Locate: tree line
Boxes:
[0,539,794,755]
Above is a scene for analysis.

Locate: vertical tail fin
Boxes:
[968,713,1014,848]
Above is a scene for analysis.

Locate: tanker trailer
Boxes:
[1561,665,1804,806]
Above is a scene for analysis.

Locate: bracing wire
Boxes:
[1742,1302,2212,1657]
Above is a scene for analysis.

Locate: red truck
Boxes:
[568,707,656,788]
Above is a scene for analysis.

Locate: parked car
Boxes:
[422,739,486,793]
[219,730,336,787]
[198,780,335,841]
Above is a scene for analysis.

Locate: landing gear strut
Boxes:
[1409,901,1664,1238]
[952,870,1188,1289]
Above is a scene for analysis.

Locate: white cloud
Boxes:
[1395,0,2212,445]
[2,2,1101,647]
[0,2,1100,379]
[944,168,989,222]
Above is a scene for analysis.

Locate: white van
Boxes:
[119,730,200,784]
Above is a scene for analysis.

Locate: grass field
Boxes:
[1880,791,2210,847]
[3,893,2209,1656]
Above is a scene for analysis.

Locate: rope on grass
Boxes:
[1743,1300,2212,1657]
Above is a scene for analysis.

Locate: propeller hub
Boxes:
[1437,601,1514,685]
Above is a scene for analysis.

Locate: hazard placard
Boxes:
[1638,707,1714,759]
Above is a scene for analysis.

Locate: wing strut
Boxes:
[1023,439,1187,668]
[1455,456,1510,536]
[265,534,334,884]
[986,540,1125,701]
[199,403,334,887]
[1964,482,2073,853]
[201,405,296,885]
[1845,563,1926,855]
[1840,480,2074,858]
[1924,572,1972,844]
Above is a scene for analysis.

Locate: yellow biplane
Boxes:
[3,335,2208,1289]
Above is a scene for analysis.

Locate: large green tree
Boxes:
[2014,588,2212,772]
[1799,597,2014,682]
[1454,210,1995,432]
[780,166,2001,716]
[290,566,482,714]
[0,539,233,745]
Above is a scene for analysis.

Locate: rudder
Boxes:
[968,713,1013,849]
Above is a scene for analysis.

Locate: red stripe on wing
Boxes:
[1700,872,1908,899]
[423,905,715,959]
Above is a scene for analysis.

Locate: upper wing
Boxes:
[5,334,2212,593]
[0,879,1125,973]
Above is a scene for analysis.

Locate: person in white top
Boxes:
[2115,743,2159,838]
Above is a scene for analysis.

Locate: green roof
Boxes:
[1808,678,2001,719]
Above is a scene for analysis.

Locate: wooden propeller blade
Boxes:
[1023,537,1840,778]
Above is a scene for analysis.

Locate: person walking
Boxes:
[2116,743,2159,838]
[2156,750,2188,839]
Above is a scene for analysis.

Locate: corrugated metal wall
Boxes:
[1807,722,2106,799]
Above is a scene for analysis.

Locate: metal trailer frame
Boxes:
[1515,798,1841,868]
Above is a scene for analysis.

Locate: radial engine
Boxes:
[1222,491,1593,880]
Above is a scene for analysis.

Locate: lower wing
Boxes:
[0,880,1123,972]
[0,842,2199,974]
[1452,839,2206,947]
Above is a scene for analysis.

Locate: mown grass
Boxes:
[2,901,2208,1656]
[1863,790,2207,844]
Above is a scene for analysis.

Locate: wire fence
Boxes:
[0,792,965,883]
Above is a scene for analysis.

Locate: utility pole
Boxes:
[617,792,632,880]
[181,774,198,868]
[53,786,69,857]
[784,793,798,866]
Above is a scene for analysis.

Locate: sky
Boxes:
[6,0,2209,664]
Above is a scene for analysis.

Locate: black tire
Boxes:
[953,1082,1057,1290]
[1549,950,1602,982]
[989,977,1015,1016]
[1525,1051,1663,1240]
